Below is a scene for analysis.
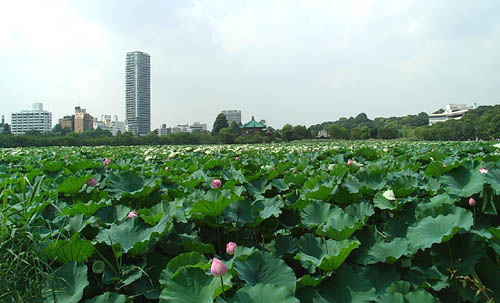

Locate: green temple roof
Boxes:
[240,116,266,129]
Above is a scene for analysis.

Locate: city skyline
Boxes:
[1,1,499,130]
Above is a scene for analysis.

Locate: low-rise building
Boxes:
[11,103,52,135]
[74,107,94,133]
[189,122,207,132]
[429,104,475,125]
[59,115,74,131]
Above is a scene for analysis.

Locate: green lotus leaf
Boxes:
[190,190,241,218]
[345,201,375,222]
[42,262,89,303]
[228,283,299,303]
[295,234,360,272]
[305,184,335,201]
[300,201,335,228]
[357,170,386,191]
[367,237,410,264]
[57,175,89,196]
[60,200,109,217]
[272,234,298,256]
[297,264,377,303]
[68,159,94,173]
[44,233,94,263]
[485,168,500,194]
[95,215,170,253]
[373,191,398,210]
[85,292,128,303]
[319,212,364,240]
[439,166,484,197]
[160,252,209,282]
[297,275,324,289]
[234,251,296,294]
[107,171,156,199]
[253,196,284,219]
[159,267,232,303]
[407,207,473,253]
[246,178,272,197]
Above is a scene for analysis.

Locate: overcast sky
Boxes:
[1,0,499,130]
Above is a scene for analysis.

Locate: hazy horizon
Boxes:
[1,0,499,130]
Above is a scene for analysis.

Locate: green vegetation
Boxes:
[1,142,500,302]
[310,105,500,141]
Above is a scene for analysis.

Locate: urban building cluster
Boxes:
[4,51,271,136]
[158,122,208,136]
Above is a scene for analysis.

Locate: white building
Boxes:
[111,117,126,136]
[11,103,52,135]
[189,122,207,132]
[94,115,125,136]
[159,124,171,136]
[428,104,475,125]
[221,110,242,126]
[126,51,151,136]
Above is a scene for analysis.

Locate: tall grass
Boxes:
[0,176,52,302]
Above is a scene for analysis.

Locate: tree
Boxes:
[327,124,348,139]
[281,124,296,142]
[212,113,229,135]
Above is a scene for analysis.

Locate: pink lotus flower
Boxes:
[226,242,237,255]
[347,159,353,165]
[210,258,227,277]
[235,156,239,161]
[127,211,138,219]
[212,179,222,189]
[86,178,97,187]
[479,167,488,174]
[104,158,111,165]
[469,197,477,207]
[164,166,169,171]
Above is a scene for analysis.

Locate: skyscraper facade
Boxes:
[126,51,151,136]
[221,110,242,126]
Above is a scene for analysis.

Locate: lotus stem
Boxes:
[220,276,225,299]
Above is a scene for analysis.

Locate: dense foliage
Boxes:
[1,142,500,302]
[311,104,500,141]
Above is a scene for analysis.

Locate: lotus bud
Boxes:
[469,197,477,207]
[212,179,222,189]
[104,158,111,165]
[292,169,297,174]
[226,242,237,255]
[165,166,169,171]
[235,156,240,161]
[442,163,447,168]
[347,159,353,165]
[127,211,138,219]
[210,258,227,277]
[86,178,97,187]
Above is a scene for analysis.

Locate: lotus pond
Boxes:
[1,141,500,302]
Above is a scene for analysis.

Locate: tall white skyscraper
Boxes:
[126,51,151,136]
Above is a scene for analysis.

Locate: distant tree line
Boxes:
[307,105,499,141]
[0,105,499,147]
